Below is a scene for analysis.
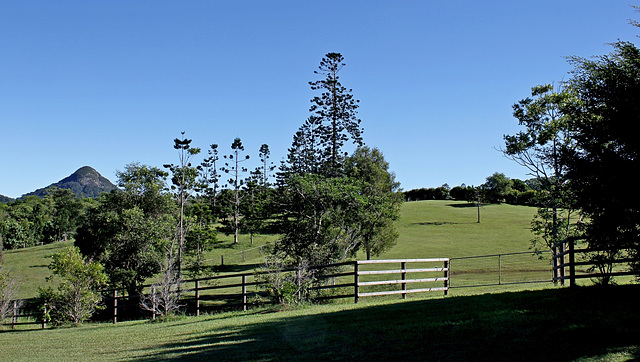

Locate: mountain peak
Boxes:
[24,166,118,199]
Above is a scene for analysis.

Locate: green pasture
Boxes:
[2,285,639,361]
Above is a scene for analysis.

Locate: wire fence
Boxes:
[449,251,552,288]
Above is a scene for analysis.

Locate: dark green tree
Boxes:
[309,52,363,177]
[75,163,176,295]
[483,172,512,204]
[566,41,640,277]
[344,146,403,260]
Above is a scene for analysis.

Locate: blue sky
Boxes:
[1,1,638,198]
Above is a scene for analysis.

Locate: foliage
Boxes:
[75,163,176,295]
[39,246,107,325]
[504,83,581,252]
[565,41,640,277]
[482,172,512,204]
[274,174,367,267]
[344,146,403,260]
[308,52,363,177]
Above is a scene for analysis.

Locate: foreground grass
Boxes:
[2,285,639,361]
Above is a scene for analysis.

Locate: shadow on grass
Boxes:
[412,221,458,226]
[134,285,640,361]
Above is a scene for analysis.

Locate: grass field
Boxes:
[1,285,639,360]
[2,200,638,360]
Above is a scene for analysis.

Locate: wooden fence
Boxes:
[101,258,450,323]
[553,237,638,287]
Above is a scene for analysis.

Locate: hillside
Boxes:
[23,166,117,198]
[0,194,15,203]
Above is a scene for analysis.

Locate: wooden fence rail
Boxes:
[553,237,638,287]
[101,258,450,323]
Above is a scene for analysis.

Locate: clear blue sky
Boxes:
[1,1,638,199]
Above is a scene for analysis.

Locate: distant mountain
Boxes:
[24,166,118,199]
[0,194,15,203]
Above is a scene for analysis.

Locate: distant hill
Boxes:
[24,166,118,199]
[0,194,15,203]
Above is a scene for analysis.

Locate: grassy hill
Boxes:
[2,201,639,360]
[3,201,538,299]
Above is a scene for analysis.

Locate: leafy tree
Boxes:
[483,172,512,203]
[42,188,83,243]
[344,146,403,260]
[274,174,367,267]
[309,52,363,177]
[504,84,580,251]
[221,138,250,244]
[565,41,640,277]
[75,163,176,295]
[39,246,107,325]
[164,132,201,278]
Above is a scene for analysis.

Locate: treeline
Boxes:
[404,172,540,206]
[0,189,93,250]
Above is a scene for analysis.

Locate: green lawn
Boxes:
[2,285,639,361]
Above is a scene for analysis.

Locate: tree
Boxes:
[75,163,176,295]
[0,260,21,324]
[39,246,107,325]
[221,138,250,244]
[504,84,580,251]
[197,143,221,218]
[309,52,363,177]
[565,41,640,277]
[42,188,83,243]
[344,146,403,260]
[164,132,201,278]
[483,172,512,204]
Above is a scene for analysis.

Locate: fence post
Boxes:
[42,303,47,329]
[552,244,558,286]
[242,250,246,262]
[12,300,17,330]
[354,261,359,304]
[241,275,247,311]
[498,254,502,285]
[443,260,449,296]
[151,286,157,321]
[401,261,407,299]
[112,290,118,324]
[569,238,576,288]
[559,241,565,286]
[221,255,224,266]
[195,280,200,316]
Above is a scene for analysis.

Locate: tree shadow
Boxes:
[130,285,640,361]
[412,221,457,226]
[447,203,478,208]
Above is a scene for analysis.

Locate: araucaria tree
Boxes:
[221,138,250,244]
[164,132,201,278]
[273,53,401,298]
[309,52,363,177]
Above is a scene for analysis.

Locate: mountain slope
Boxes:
[25,166,118,198]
